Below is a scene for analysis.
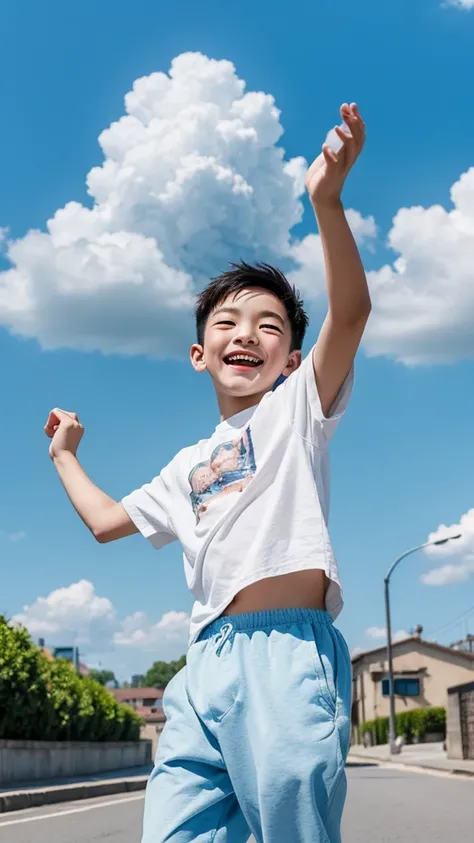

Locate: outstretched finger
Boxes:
[340,103,353,125]
[322,144,338,166]
[346,103,365,145]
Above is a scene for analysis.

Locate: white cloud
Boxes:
[351,646,363,659]
[12,579,189,677]
[345,209,378,247]
[0,52,380,359]
[446,0,474,8]
[114,610,189,649]
[421,510,474,585]
[393,630,410,643]
[3,49,473,368]
[0,529,25,542]
[366,626,409,643]
[421,564,471,586]
[0,53,310,357]
[13,580,115,645]
[366,626,386,640]
[364,167,474,364]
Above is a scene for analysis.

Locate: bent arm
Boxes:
[52,451,138,543]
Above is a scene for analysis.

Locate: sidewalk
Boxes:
[3,744,473,815]
[349,742,474,777]
[0,765,152,814]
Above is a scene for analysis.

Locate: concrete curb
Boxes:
[0,775,148,814]
[349,752,474,778]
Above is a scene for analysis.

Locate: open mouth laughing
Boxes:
[223,353,264,369]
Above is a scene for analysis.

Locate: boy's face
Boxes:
[190,287,301,417]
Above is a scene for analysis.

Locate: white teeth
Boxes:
[227,354,261,364]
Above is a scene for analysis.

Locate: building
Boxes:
[112,688,166,756]
[135,707,166,757]
[39,644,90,676]
[447,680,474,760]
[351,636,474,744]
[112,687,164,711]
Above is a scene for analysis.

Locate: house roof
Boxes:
[112,687,164,701]
[40,647,55,662]
[351,636,474,665]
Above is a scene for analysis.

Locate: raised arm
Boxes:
[306,103,371,418]
[44,408,138,543]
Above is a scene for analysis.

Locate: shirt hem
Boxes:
[188,561,343,646]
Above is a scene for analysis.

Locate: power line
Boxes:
[426,605,474,638]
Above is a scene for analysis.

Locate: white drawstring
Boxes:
[215,622,233,656]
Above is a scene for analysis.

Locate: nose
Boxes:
[234,326,258,346]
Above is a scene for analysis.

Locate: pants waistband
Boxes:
[197,607,333,641]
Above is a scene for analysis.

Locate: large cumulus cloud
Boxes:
[3,51,473,367]
[0,53,310,356]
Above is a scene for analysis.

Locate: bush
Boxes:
[360,706,446,746]
[0,615,142,742]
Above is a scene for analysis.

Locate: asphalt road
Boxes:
[0,762,472,842]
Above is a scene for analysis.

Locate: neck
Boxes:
[217,388,269,422]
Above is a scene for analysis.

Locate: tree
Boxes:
[0,616,141,741]
[89,669,117,687]
[144,655,186,689]
[131,674,146,688]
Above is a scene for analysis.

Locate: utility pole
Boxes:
[384,533,461,754]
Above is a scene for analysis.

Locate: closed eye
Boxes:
[261,323,282,333]
[214,320,235,327]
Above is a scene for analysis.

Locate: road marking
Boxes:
[0,793,145,827]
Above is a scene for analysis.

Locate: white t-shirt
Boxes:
[122,348,353,645]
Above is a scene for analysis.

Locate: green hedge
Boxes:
[360,706,446,746]
[0,615,142,741]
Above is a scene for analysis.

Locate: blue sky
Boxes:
[2,0,474,679]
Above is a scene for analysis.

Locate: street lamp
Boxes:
[384,533,462,754]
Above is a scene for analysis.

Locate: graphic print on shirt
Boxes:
[188,427,257,521]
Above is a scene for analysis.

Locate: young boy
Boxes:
[45,102,369,843]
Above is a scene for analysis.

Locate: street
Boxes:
[0,762,472,842]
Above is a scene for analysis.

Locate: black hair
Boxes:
[195,261,308,351]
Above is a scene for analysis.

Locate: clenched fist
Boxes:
[44,408,84,460]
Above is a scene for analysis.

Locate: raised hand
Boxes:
[44,408,84,460]
[305,103,365,209]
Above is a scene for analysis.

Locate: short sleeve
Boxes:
[121,460,177,550]
[278,347,353,448]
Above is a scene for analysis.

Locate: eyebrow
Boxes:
[212,306,285,326]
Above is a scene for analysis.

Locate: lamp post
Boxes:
[384,533,461,754]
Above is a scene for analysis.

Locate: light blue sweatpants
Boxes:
[141,608,352,843]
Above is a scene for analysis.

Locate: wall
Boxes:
[447,690,463,759]
[0,740,152,786]
[140,722,165,759]
[447,681,474,760]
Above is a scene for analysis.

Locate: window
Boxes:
[382,677,420,697]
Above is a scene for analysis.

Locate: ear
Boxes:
[281,349,302,377]
[190,343,207,373]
